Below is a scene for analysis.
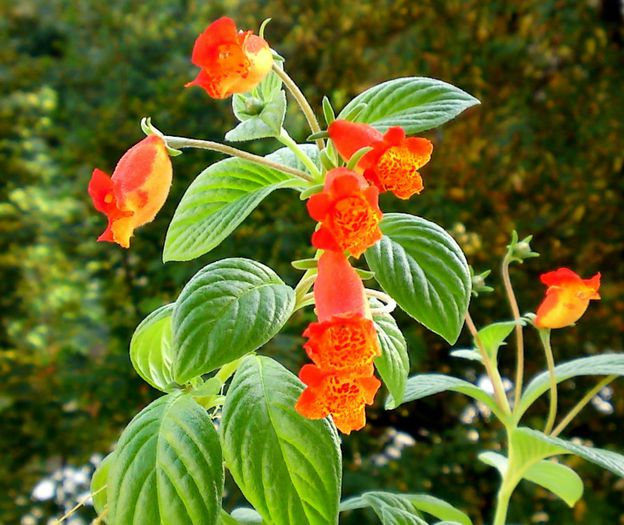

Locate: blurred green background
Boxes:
[1,0,623,524]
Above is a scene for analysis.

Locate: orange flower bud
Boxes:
[295,364,380,434]
[185,17,273,99]
[307,168,382,258]
[328,120,433,199]
[88,135,172,248]
[535,268,601,329]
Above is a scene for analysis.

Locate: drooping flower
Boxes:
[307,168,382,257]
[295,364,380,434]
[88,135,172,248]
[535,268,601,329]
[303,251,381,374]
[186,17,273,99]
[328,120,433,199]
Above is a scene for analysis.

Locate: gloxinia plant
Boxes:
[87,16,623,525]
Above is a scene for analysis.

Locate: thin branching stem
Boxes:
[502,254,525,412]
[272,64,325,150]
[163,135,313,182]
[538,328,558,434]
[552,375,616,437]
[278,129,322,178]
[56,485,107,523]
[465,312,512,416]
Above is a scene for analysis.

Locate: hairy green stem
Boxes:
[501,254,525,413]
[552,375,616,437]
[493,485,512,525]
[272,64,325,150]
[278,128,322,178]
[163,135,313,182]
[465,312,512,416]
[539,328,558,434]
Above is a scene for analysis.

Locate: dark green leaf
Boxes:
[172,258,295,383]
[372,302,409,408]
[107,393,223,525]
[337,77,479,134]
[221,356,341,525]
[164,147,317,262]
[365,214,471,344]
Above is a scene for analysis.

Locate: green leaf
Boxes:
[475,321,522,363]
[365,214,471,344]
[341,492,472,525]
[337,77,479,134]
[231,508,263,524]
[227,91,287,141]
[372,301,409,408]
[91,451,115,518]
[449,349,483,363]
[107,393,223,525]
[387,374,502,419]
[163,146,316,262]
[341,493,426,525]
[221,356,341,525]
[130,303,177,392]
[172,258,295,383]
[218,510,240,525]
[518,428,624,478]
[517,354,624,419]
[479,451,583,507]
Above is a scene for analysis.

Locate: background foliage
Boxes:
[1,1,622,523]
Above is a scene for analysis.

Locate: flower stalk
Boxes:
[552,375,616,437]
[501,253,525,413]
[163,135,313,182]
[272,64,325,150]
[538,328,558,434]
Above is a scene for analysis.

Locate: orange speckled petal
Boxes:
[332,407,366,435]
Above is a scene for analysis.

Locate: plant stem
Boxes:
[272,64,325,150]
[493,486,512,525]
[501,254,525,414]
[294,272,317,310]
[163,135,314,182]
[278,128,322,179]
[465,312,512,416]
[551,375,616,437]
[538,328,558,434]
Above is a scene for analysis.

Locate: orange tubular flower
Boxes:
[88,135,172,248]
[295,364,380,434]
[328,120,433,199]
[535,268,601,329]
[307,168,382,258]
[303,252,381,374]
[186,17,273,99]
